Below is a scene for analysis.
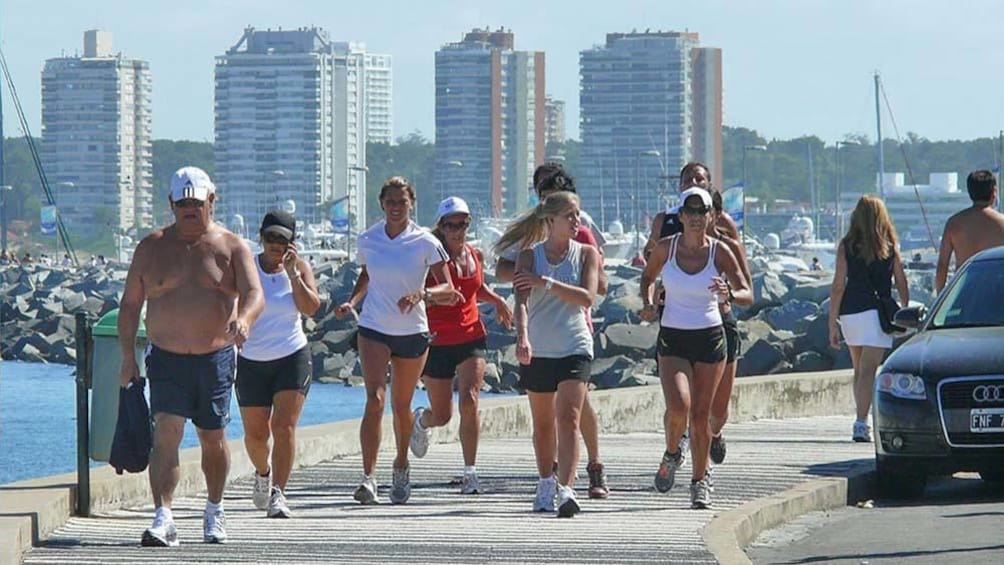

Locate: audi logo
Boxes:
[972,385,1004,403]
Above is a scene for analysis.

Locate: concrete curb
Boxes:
[702,464,876,565]
[1,368,854,565]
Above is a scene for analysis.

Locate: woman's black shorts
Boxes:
[518,355,592,393]
[657,326,727,365]
[236,346,312,408]
[424,337,488,379]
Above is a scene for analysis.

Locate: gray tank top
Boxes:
[526,240,594,359]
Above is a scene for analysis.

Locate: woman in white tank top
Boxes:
[639,187,752,510]
[497,191,601,518]
[236,209,321,518]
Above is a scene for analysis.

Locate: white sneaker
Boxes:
[410,407,430,458]
[390,465,411,505]
[267,486,291,518]
[460,471,481,495]
[141,512,179,547]
[203,506,227,544]
[353,475,379,505]
[533,476,557,512]
[853,421,872,442]
[691,475,713,509]
[252,470,271,511]
[556,484,580,518]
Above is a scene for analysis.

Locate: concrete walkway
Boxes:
[24,416,872,564]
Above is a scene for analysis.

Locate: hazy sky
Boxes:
[3,0,1002,144]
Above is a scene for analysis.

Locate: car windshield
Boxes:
[930,259,1004,329]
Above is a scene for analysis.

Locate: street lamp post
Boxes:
[742,145,767,235]
[635,150,661,254]
[347,165,369,259]
[834,140,858,239]
[0,185,12,254]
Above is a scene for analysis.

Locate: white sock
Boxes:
[540,475,556,485]
[464,465,476,475]
[205,500,223,514]
[154,506,173,522]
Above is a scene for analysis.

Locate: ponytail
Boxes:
[493,191,580,254]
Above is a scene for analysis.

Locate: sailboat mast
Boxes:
[874,72,885,198]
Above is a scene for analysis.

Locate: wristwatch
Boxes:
[543,276,555,292]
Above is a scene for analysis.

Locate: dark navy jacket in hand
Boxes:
[109,378,152,475]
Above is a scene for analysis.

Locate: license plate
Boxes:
[970,408,1004,433]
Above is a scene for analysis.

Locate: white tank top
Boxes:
[660,236,723,330]
[240,255,309,361]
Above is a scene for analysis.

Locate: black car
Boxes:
[873,245,1004,498]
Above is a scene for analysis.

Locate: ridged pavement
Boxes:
[24,415,872,564]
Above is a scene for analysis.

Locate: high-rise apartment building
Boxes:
[545,96,566,145]
[364,53,393,144]
[42,30,153,237]
[214,27,371,232]
[435,28,545,218]
[579,31,722,231]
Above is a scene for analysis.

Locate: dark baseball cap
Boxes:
[260,210,296,240]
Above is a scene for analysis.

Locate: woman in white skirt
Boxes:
[828,195,909,442]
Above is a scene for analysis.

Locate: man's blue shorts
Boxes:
[146,344,236,430]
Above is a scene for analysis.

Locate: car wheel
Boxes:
[979,469,1004,483]
[876,457,927,499]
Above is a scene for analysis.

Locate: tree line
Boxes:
[2,127,999,251]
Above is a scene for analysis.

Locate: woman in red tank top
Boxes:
[408,197,512,494]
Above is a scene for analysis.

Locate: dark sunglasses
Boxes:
[263,233,291,245]
[442,221,471,231]
[174,199,205,209]
[681,205,710,216]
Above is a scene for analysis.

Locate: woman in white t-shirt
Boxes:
[236,209,321,519]
[335,176,460,506]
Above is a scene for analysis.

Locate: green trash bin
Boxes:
[89,308,147,462]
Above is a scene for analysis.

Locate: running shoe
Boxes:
[852,421,872,443]
[252,470,271,511]
[655,449,684,493]
[586,461,609,499]
[141,513,179,547]
[410,407,430,458]
[460,471,481,495]
[690,475,713,509]
[710,434,727,464]
[203,506,227,544]
[353,475,379,505]
[533,476,557,512]
[556,484,580,518]
[267,486,291,519]
[390,465,411,504]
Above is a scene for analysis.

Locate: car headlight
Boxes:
[877,372,927,400]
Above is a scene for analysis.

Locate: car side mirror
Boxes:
[894,305,926,329]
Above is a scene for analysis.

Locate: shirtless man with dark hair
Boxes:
[118,166,264,547]
[935,170,1004,293]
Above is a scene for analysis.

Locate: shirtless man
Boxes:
[118,166,263,547]
[935,170,1004,293]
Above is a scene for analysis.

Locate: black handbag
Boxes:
[865,271,905,334]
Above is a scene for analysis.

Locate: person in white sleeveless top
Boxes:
[495,191,601,518]
[236,210,321,518]
[334,177,460,506]
[639,187,752,509]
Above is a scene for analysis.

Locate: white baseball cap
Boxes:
[436,196,471,223]
[170,166,216,202]
[679,186,713,209]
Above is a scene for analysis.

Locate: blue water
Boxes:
[0,361,434,485]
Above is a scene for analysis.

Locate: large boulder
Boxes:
[763,300,819,333]
[753,271,788,304]
[589,355,637,390]
[782,280,832,305]
[602,323,657,361]
[321,329,357,355]
[596,280,643,326]
[738,339,786,377]
[792,351,832,372]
